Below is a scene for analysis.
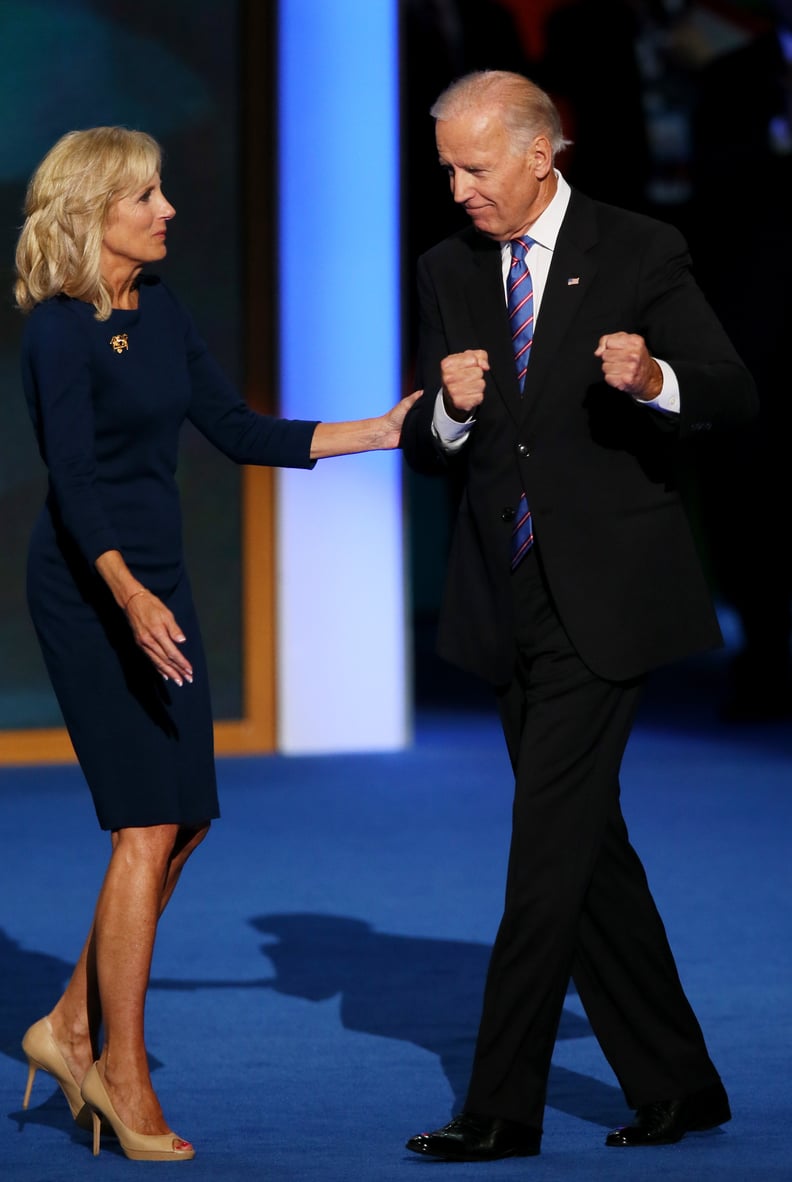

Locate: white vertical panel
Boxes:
[276,0,409,752]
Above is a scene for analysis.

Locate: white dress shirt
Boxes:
[432,171,680,450]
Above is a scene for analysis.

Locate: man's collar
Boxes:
[500,171,572,253]
[525,171,571,251]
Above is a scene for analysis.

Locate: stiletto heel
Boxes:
[80,1063,195,1161]
[91,1107,101,1156]
[21,1017,92,1130]
[22,1059,38,1109]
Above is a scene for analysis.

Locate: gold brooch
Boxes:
[110,333,129,354]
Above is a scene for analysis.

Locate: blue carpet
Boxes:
[1,656,791,1180]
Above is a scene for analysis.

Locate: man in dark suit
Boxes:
[402,71,757,1162]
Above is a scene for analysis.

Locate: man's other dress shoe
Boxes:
[606,1081,731,1147]
[406,1112,541,1160]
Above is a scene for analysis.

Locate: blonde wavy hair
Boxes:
[14,127,162,321]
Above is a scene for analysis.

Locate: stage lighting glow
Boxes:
[276,0,408,752]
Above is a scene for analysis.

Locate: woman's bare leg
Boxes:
[45,821,209,1119]
[93,823,181,1133]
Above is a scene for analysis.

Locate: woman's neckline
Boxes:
[110,277,141,311]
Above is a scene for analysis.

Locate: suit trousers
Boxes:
[464,549,721,1130]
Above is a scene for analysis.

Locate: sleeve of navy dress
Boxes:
[22,298,122,567]
[160,282,320,469]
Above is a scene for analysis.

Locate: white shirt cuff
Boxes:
[636,358,680,415]
[431,390,475,451]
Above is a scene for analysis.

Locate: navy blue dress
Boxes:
[22,276,318,830]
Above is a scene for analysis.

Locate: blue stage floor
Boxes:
[1,650,791,1180]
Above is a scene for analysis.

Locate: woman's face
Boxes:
[101,172,175,272]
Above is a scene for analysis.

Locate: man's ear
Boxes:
[532,134,553,180]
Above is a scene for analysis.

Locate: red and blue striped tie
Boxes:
[508,237,535,569]
[508,236,535,391]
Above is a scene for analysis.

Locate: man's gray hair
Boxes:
[431,70,571,157]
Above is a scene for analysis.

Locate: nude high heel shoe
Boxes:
[80,1063,195,1161]
[22,1016,92,1130]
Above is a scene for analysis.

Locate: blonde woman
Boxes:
[16,126,416,1162]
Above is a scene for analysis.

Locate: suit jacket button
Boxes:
[501,506,516,522]
[516,442,530,457]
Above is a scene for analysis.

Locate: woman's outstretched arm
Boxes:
[309,390,422,459]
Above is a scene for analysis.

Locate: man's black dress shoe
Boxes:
[606,1081,731,1147]
[406,1112,541,1160]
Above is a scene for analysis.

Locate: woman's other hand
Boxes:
[123,589,193,686]
[95,550,193,686]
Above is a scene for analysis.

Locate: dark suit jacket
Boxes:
[402,190,758,685]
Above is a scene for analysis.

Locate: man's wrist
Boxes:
[432,389,475,449]
[442,391,473,422]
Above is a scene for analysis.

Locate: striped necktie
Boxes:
[508,237,535,568]
[508,236,535,392]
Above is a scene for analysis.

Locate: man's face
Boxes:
[435,108,551,241]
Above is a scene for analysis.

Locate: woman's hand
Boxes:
[95,550,193,685]
[378,388,423,448]
[309,389,423,459]
[124,589,194,686]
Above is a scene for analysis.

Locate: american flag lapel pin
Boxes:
[567,276,580,286]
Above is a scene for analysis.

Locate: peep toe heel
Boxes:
[22,1016,92,1130]
[80,1063,195,1161]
